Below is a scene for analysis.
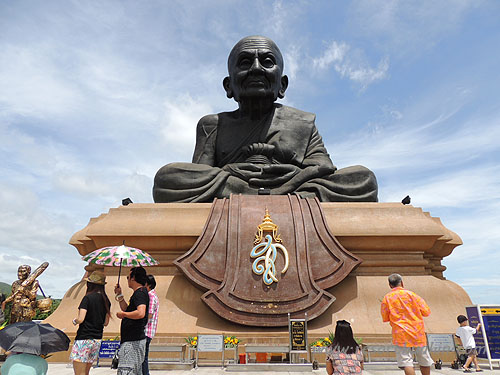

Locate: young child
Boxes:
[456,314,482,373]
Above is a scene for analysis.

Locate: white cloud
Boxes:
[270,0,286,36]
[0,185,73,251]
[0,45,83,118]
[449,207,500,241]
[313,41,349,70]
[467,287,500,304]
[445,272,500,304]
[75,49,145,102]
[51,169,153,205]
[267,0,308,37]
[0,183,86,297]
[348,0,482,54]
[456,277,500,288]
[159,94,214,159]
[53,174,112,197]
[313,41,389,88]
[284,46,300,81]
[329,90,500,172]
[341,58,389,86]
[0,253,41,271]
[382,165,500,208]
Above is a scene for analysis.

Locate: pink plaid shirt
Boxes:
[145,289,159,338]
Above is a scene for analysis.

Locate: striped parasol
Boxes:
[82,243,159,281]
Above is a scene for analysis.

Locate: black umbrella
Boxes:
[0,321,70,355]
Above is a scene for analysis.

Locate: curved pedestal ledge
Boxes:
[70,202,461,278]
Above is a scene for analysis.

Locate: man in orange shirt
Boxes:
[381,274,433,375]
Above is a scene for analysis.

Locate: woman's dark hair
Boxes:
[330,320,359,354]
[86,281,111,316]
[146,275,156,289]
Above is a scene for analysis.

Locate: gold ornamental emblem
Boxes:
[251,209,289,285]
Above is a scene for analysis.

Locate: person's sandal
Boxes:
[463,369,471,373]
[476,370,483,372]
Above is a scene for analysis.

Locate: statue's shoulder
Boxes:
[274,104,316,124]
[196,111,241,142]
[198,114,219,127]
[197,110,240,130]
[196,114,220,138]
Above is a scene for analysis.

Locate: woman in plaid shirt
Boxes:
[326,320,363,374]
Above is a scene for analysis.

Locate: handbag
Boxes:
[111,350,119,369]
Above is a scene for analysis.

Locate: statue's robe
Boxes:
[153,104,378,203]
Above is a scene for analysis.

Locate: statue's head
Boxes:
[18,265,31,280]
[223,35,288,103]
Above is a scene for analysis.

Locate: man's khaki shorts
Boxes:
[395,345,434,368]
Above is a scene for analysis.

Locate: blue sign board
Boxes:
[98,340,120,358]
[466,305,500,360]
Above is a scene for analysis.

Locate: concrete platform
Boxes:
[226,363,312,372]
[20,363,500,374]
[150,361,195,370]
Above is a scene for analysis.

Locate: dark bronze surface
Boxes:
[174,194,361,326]
[153,36,377,203]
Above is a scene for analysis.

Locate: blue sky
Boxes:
[1,0,499,303]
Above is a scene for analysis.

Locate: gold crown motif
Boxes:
[254,208,282,245]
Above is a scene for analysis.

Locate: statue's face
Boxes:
[18,266,30,280]
[226,36,287,102]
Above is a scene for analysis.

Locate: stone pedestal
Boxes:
[46,202,470,344]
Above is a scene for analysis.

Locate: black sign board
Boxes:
[290,319,307,352]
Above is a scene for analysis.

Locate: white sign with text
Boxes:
[197,334,224,352]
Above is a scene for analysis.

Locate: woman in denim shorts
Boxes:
[70,271,111,375]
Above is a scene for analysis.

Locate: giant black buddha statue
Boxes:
[153,36,378,203]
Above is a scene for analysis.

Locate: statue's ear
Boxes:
[223,77,233,98]
[278,75,288,99]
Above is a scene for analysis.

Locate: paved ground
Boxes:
[36,363,500,374]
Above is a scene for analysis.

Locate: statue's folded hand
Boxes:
[248,164,300,187]
[270,164,337,194]
[222,163,263,182]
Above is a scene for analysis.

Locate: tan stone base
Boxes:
[45,202,470,361]
[45,274,471,362]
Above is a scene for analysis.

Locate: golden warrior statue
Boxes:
[1,262,49,323]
